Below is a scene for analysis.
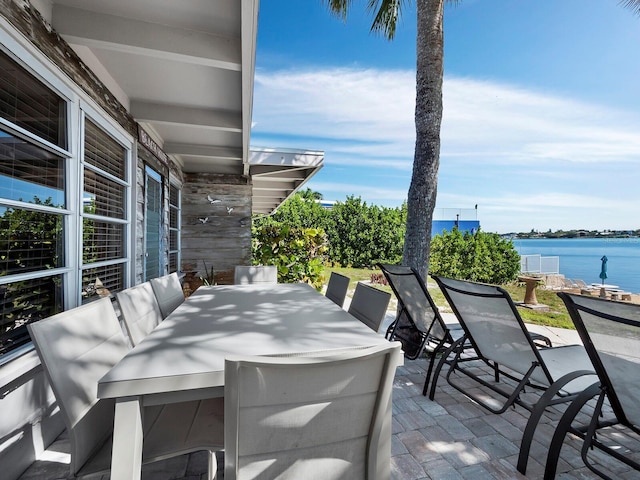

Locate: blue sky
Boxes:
[250,0,640,234]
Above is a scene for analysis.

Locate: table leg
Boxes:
[111,396,144,480]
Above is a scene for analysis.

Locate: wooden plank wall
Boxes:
[181,173,252,288]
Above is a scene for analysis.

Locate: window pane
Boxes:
[168,184,180,274]
[1,275,64,356]
[84,119,125,180]
[81,264,123,302]
[169,252,178,273]
[83,220,124,263]
[169,206,178,228]
[0,128,65,207]
[0,50,67,149]
[169,230,178,251]
[0,206,64,275]
[145,169,162,280]
[169,184,179,207]
[83,169,125,219]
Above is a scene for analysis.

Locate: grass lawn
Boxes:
[324,266,575,330]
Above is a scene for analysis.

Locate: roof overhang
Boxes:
[249,147,324,215]
[48,0,258,176]
[40,0,319,214]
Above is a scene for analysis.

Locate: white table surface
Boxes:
[98,282,401,479]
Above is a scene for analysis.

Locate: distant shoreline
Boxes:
[508,233,640,240]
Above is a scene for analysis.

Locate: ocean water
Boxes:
[512,238,640,293]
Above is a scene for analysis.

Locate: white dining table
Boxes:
[98,282,402,480]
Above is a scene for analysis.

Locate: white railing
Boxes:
[520,254,560,274]
[432,207,478,221]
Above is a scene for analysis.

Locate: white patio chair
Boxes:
[234,265,277,284]
[150,272,185,318]
[347,282,391,333]
[116,282,163,346]
[27,297,223,479]
[224,343,402,480]
[325,271,350,307]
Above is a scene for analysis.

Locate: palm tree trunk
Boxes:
[402,0,444,279]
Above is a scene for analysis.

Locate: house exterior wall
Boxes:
[0,2,251,478]
[181,173,252,288]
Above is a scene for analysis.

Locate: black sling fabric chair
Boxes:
[543,293,640,480]
[432,276,597,475]
[379,264,552,398]
[378,264,467,394]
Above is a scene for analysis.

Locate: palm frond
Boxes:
[324,0,352,21]
[620,0,640,14]
[367,0,403,40]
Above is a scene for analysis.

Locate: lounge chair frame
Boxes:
[432,276,597,475]
[544,293,640,479]
[378,264,472,395]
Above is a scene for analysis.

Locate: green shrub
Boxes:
[429,229,520,284]
[252,190,406,269]
[324,196,405,267]
[251,225,328,289]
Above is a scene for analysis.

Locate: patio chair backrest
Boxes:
[348,282,391,332]
[116,282,163,346]
[379,264,442,337]
[325,271,350,307]
[559,292,640,427]
[224,343,402,480]
[234,265,277,284]
[433,276,553,386]
[27,298,129,475]
[150,272,184,318]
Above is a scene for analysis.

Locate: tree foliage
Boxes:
[429,228,520,284]
[257,188,330,230]
[326,196,406,267]
[251,224,328,289]
[253,190,406,269]
[0,198,63,347]
[0,197,63,275]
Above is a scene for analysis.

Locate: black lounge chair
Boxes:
[378,264,468,394]
[544,293,640,479]
[432,276,597,475]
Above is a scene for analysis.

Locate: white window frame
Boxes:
[78,101,133,303]
[0,26,134,361]
[168,179,182,274]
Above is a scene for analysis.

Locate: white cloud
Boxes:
[310,181,409,202]
[442,77,640,164]
[251,66,640,232]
